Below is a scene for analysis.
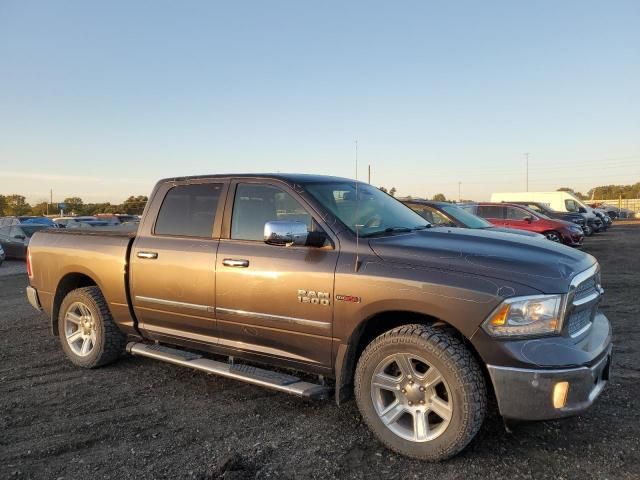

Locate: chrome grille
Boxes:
[567,271,600,337]
[567,308,592,336]
[574,275,598,302]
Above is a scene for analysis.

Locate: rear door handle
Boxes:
[222,258,249,268]
[137,251,158,259]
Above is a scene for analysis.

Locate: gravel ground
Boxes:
[1,224,639,479]
[0,259,27,277]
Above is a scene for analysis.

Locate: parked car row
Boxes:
[0,214,140,261]
[402,191,620,248]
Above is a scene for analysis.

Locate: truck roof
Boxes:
[158,173,355,185]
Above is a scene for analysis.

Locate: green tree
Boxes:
[63,197,84,215]
[121,195,148,215]
[557,187,586,200]
[379,186,388,193]
[30,201,49,216]
[432,193,447,202]
[0,195,6,216]
[389,187,397,197]
[4,195,31,216]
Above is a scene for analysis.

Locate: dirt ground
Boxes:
[1,224,639,479]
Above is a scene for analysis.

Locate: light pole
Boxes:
[458,181,461,202]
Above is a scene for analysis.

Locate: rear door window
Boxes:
[477,205,504,219]
[154,183,223,238]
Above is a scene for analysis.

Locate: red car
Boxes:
[459,202,584,247]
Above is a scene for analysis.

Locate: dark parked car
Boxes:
[460,203,584,246]
[0,224,50,259]
[505,201,590,235]
[404,200,543,239]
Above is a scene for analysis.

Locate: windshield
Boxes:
[305,182,429,236]
[440,204,493,229]
[21,225,49,237]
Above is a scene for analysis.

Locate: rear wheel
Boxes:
[58,286,126,368]
[544,230,562,242]
[354,324,486,460]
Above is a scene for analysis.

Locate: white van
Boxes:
[490,191,603,232]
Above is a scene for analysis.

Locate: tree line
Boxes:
[0,195,148,217]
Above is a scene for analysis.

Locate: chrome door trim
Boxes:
[135,295,214,312]
[215,307,331,330]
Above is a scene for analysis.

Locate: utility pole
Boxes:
[524,153,529,192]
[368,164,371,184]
[458,181,461,202]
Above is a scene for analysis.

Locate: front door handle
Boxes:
[222,258,249,268]
[137,251,158,259]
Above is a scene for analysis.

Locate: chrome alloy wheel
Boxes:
[371,353,452,442]
[64,302,97,357]
[545,231,562,242]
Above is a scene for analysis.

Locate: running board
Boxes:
[126,342,332,400]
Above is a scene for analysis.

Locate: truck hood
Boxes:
[368,227,595,293]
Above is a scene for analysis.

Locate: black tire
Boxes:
[584,225,593,236]
[354,324,486,461]
[58,286,127,368]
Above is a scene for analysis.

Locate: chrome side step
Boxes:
[126,342,332,400]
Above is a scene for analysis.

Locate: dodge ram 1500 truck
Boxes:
[26,174,612,460]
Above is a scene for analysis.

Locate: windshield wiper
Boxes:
[413,224,431,230]
[361,226,414,238]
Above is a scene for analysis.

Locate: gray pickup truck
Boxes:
[26,174,612,460]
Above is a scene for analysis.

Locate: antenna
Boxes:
[354,140,360,272]
[524,152,529,192]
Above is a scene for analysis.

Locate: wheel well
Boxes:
[51,273,97,336]
[335,310,494,406]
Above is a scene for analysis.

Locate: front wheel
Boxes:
[544,230,562,242]
[354,324,486,460]
[58,286,127,368]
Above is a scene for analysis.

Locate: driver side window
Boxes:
[231,184,313,241]
[505,207,530,220]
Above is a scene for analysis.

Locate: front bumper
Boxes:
[487,347,612,420]
[26,286,42,311]
[561,229,585,247]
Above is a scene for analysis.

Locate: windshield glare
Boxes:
[440,204,493,229]
[305,182,428,236]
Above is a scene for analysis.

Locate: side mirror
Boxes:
[264,221,309,247]
[578,207,587,213]
[14,234,26,240]
[524,216,534,223]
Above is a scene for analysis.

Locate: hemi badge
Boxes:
[336,294,361,303]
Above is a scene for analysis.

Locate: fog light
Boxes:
[552,381,569,409]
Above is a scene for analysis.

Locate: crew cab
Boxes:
[25,174,612,460]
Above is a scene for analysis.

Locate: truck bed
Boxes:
[28,228,137,334]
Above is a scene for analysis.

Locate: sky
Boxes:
[1,0,638,204]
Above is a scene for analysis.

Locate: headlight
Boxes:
[483,294,564,337]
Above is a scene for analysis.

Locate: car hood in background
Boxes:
[368,227,595,293]
[487,227,543,238]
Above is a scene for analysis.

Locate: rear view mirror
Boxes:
[264,221,309,247]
